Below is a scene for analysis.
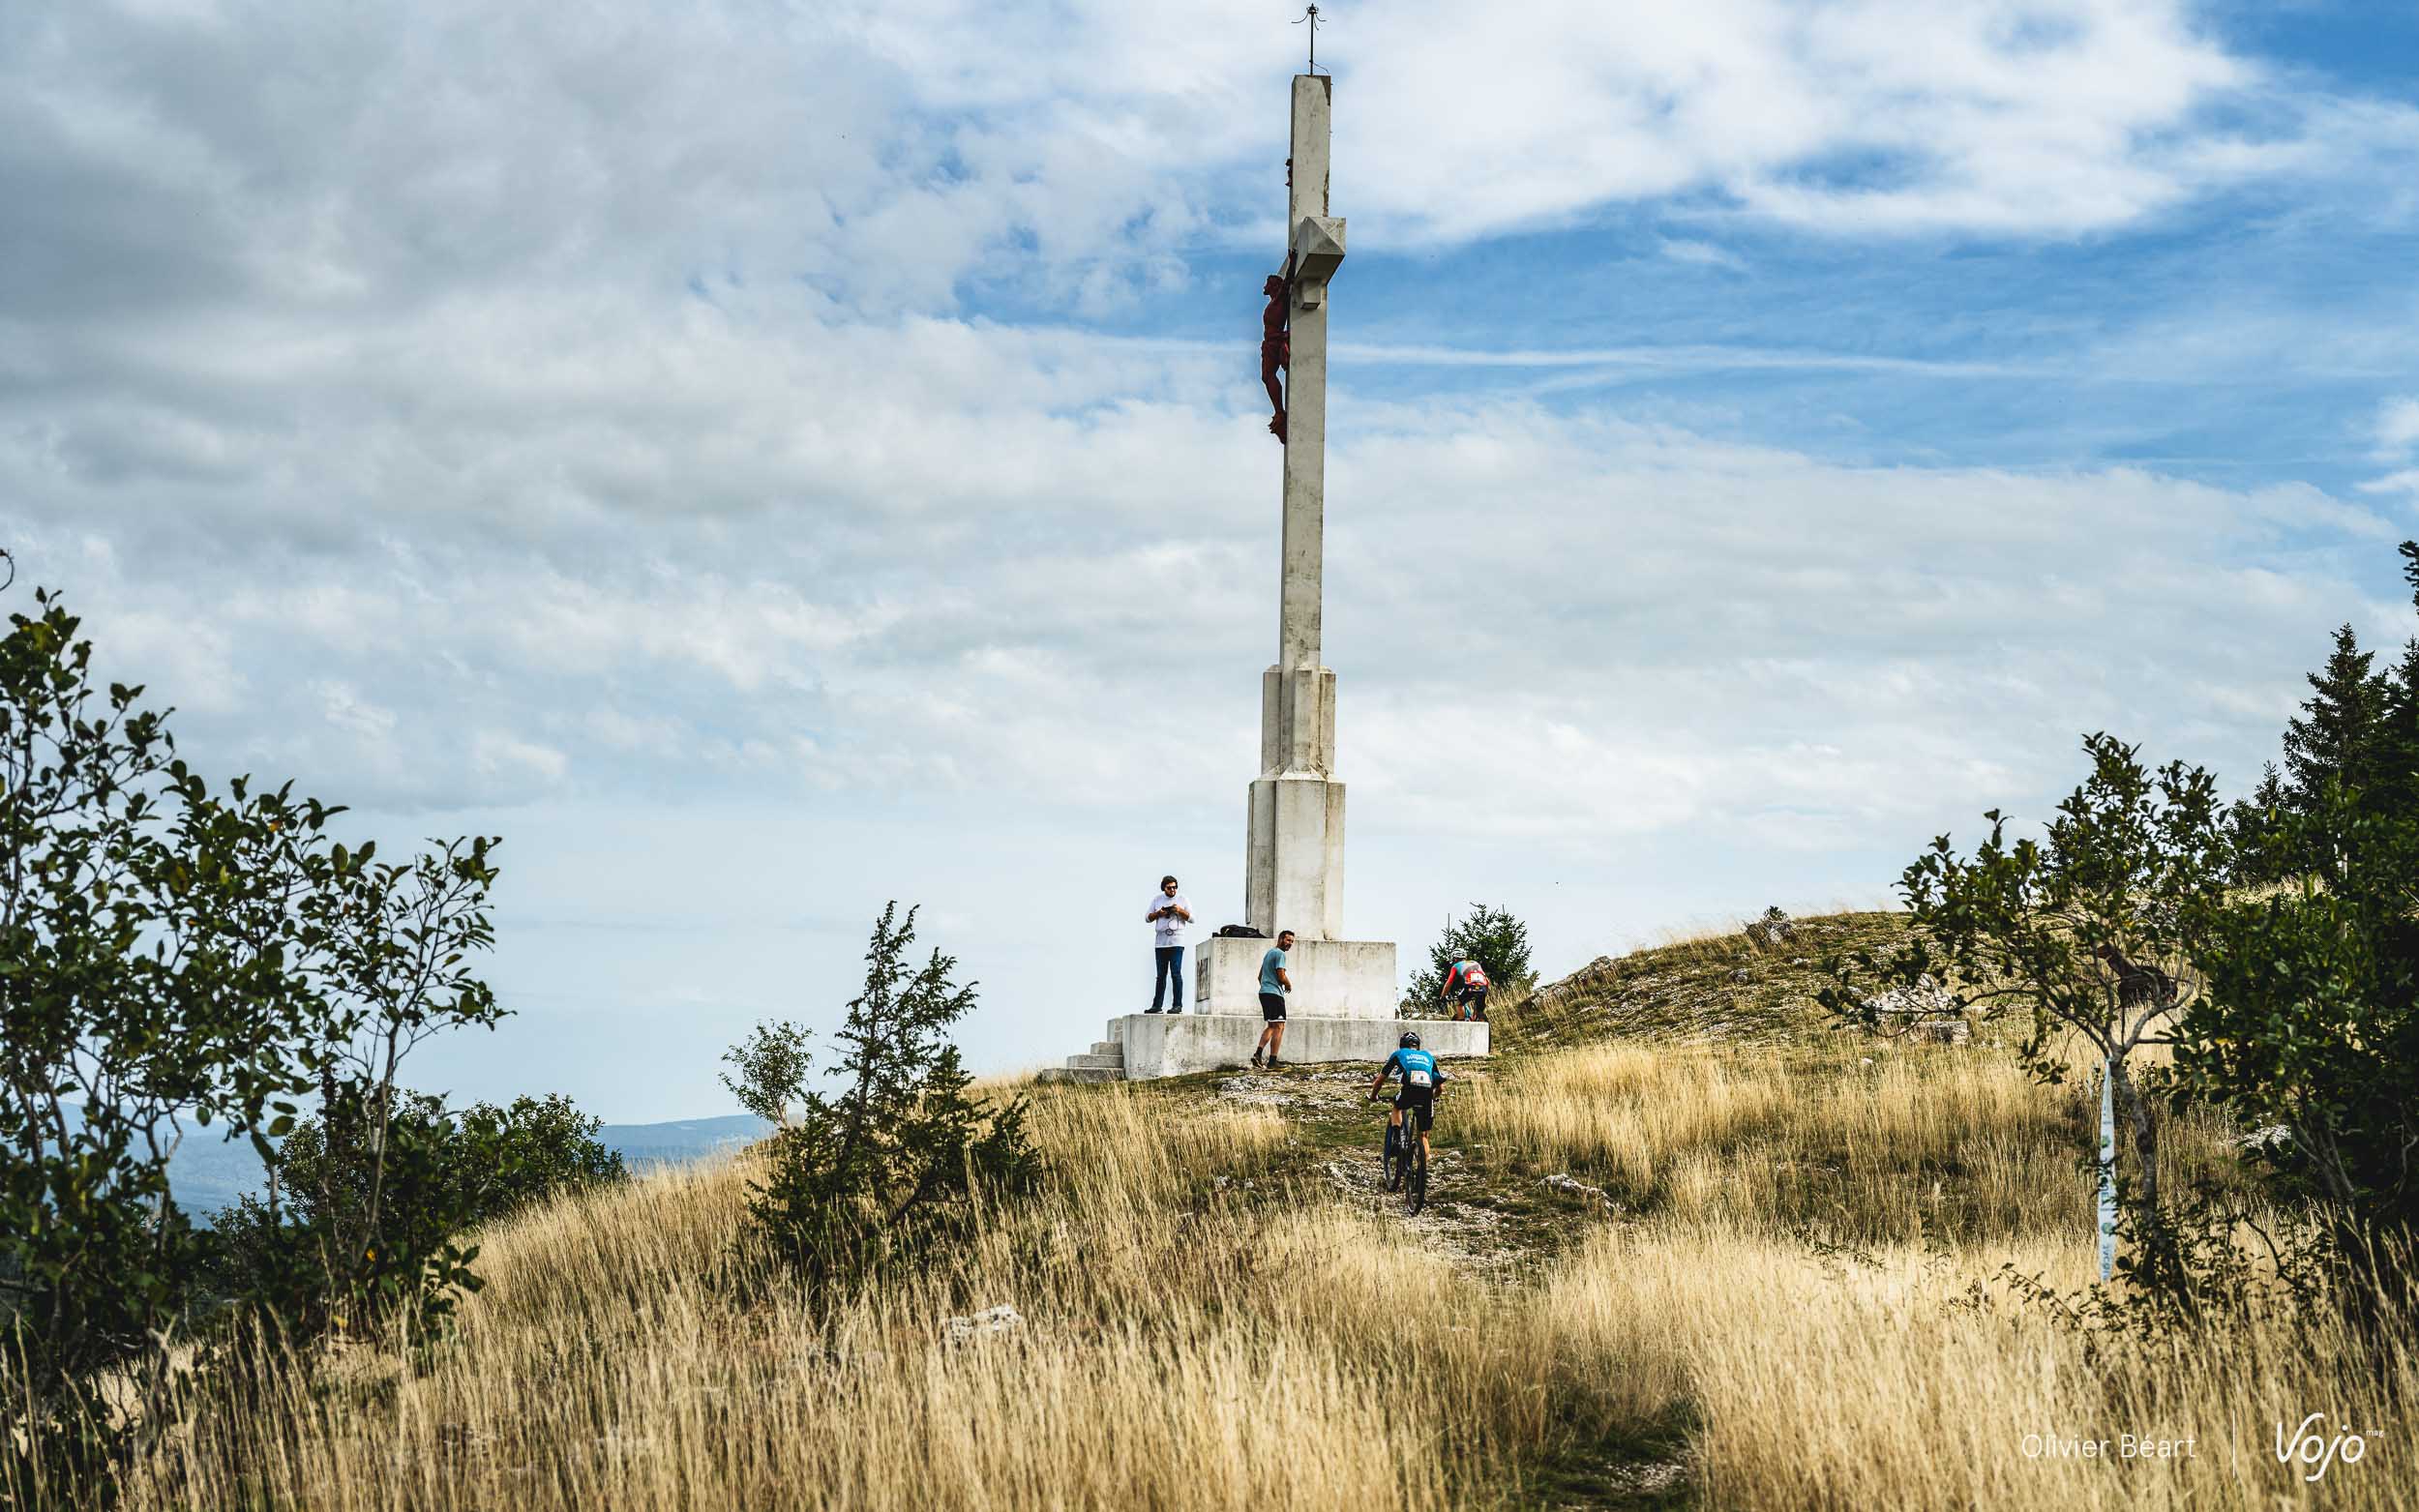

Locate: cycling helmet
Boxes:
[1400,1030,1421,1049]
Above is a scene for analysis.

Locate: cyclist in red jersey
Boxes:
[1440,954,1490,1023]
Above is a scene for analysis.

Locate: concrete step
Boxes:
[1064,1052,1122,1071]
[1037,1065,1122,1085]
[1088,1042,1122,1058]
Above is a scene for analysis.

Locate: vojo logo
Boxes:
[2275,1414,2379,1483]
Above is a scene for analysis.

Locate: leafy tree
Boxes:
[734,904,1039,1288]
[0,575,502,1501]
[721,1020,814,1126]
[1821,735,2228,1276]
[2372,637,2419,815]
[2180,542,2419,1310]
[285,837,504,1338]
[1403,903,1534,1011]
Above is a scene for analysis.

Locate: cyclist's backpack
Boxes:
[1214,925,1268,938]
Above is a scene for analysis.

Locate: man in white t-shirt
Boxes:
[1143,875,1193,1014]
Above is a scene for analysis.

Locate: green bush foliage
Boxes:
[211,1091,625,1321]
[2179,547,2419,1290]
[732,904,1039,1290]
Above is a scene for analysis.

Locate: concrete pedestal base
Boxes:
[1109,1013,1488,1081]
[1193,935,1398,1019]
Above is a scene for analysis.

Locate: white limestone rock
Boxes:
[941,1304,1025,1343]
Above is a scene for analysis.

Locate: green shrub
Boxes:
[730,904,1039,1290]
[210,1091,625,1327]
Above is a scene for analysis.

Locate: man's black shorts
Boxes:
[1259,993,1288,1023]
[1393,1086,1435,1132]
[1454,985,1489,1022]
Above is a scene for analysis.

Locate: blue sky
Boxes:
[4,0,2418,1119]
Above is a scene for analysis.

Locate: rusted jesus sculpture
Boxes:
[1260,272,1290,442]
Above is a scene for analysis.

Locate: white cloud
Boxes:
[473,731,570,786]
[1658,239,1747,273]
[2375,397,2419,461]
[2357,468,2419,504]
[4,0,2410,377]
[8,334,2401,839]
[314,680,397,742]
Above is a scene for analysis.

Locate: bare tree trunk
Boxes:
[2108,1055,2160,1218]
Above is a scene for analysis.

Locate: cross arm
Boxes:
[1289,215,1345,308]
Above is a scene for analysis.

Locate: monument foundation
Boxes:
[1192,935,1396,1018]
[1108,1012,1487,1081]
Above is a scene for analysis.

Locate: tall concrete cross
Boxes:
[1247,74,1350,941]
[1038,74,1494,1065]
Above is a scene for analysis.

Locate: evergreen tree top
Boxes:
[2282,622,2385,801]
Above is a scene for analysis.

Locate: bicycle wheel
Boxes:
[1381,1116,1400,1192]
[1406,1125,1428,1215]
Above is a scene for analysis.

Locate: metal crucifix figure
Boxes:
[1261,264,1290,442]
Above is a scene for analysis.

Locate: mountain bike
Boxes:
[1402,1113,1429,1215]
[1373,1095,1431,1215]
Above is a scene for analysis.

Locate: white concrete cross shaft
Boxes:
[1245,74,1351,943]
[1279,73,1345,673]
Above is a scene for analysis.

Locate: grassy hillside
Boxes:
[1505,909,1913,1046]
[127,912,2413,1510]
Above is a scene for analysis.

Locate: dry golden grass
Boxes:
[1456,1039,2246,1245]
[128,1087,1610,1511]
[1560,1217,2415,1511]
[110,1029,2413,1510]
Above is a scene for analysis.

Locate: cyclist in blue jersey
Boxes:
[1368,1030,1448,1180]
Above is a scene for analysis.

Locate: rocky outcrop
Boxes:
[1742,905,1796,950]
[1525,954,1623,1021]
[1862,975,1970,1044]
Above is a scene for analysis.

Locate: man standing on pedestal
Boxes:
[1144,875,1192,1014]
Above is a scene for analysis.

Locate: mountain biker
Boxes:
[1440,953,1490,1022]
[1368,1030,1448,1185]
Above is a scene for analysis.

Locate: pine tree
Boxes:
[2370,542,2419,821]
[2372,637,2419,821]
[2226,761,2291,882]
[2281,623,2384,807]
[735,904,1039,1287]
[1401,904,1534,1010]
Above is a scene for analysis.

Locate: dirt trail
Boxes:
[1214,1066,1529,1278]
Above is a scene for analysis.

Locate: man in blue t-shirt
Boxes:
[1368,1030,1448,1185]
[1250,930,1296,1070]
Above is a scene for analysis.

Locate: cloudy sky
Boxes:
[7,0,2419,1119]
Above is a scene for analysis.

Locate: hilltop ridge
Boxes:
[1507,909,1911,1050]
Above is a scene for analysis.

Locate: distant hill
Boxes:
[595,1115,769,1171]
[57,1107,770,1216]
